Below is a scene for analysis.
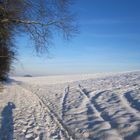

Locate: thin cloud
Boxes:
[83,33,140,38]
[81,18,140,25]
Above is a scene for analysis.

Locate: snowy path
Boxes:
[0,71,140,139]
[0,84,73,140]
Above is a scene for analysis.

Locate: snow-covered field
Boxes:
[0,71,140,140]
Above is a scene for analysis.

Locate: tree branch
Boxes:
[0,19,58,26]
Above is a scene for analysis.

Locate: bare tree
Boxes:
[0,0,77,80]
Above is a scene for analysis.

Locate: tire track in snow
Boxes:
[42,96,78,140]
[114,87,140,140]
[78,84,104,120]
[78,84,122,139]
[17,84,76,140]
[110,86,140,119]
[124,90,140,112]
[61,86,70,119]
[79,84,140,139]
[118,91,140,119]
[58,85,92,139]
[117,89,140,140]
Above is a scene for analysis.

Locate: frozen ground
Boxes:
[0,71,140,140]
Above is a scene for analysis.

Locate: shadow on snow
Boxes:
[0,102,16,140]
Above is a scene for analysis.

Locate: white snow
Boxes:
[0,71,140,140]
[13,72,117,85]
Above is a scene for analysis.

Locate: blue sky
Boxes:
[14,0,140,76]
